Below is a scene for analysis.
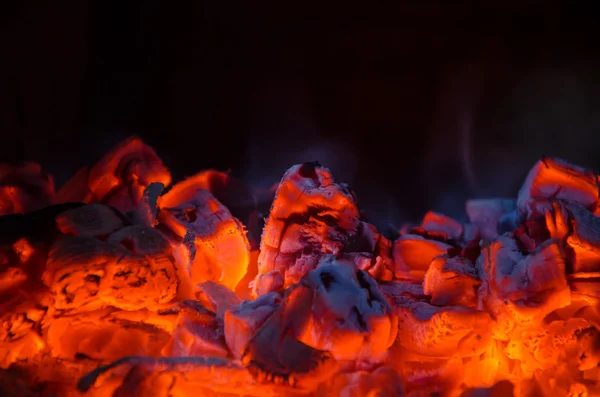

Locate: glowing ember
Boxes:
[1,139,600,396]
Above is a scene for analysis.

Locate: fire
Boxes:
[1,140,600,396]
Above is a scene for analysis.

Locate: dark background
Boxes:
[1,1,599,228]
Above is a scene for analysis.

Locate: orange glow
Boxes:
[4,142,600,396]
[423,255,480,307]
[518,157,599,218]
[87,137,171,204]
[421,210,463,240]
[54,137,171,214]
[253,163,361,297]
[393,234,452,280]
[0,162,54,215]
[158,174,250,292]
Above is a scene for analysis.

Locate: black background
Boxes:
[1,1,599,228]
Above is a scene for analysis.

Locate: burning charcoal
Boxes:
[448,238,483,263]
[194,281,241,318]
[329,366,405,396]
[286,256,397,363]
[544,199,572,243]
[132,182,164,226]
[545,200,600,274]
[406,225,456,243]
[393,234,452,280]
[420,211,463,240]
[513,218,550,252]
[0,332,45,370]
[517,157,599,219]
[99,251,178,311]
[0,162,54,216]
[378,279,428,301]
[465,199,516,240]
[387,346,466,396]
[88,137,171,214]
[162,300,229,358]
[568,274,600,307]
[12,237,37,265]
[423,254,480,307]
[44,236,178,313]
[157,180,250,292]
[251,270,284,297]
[3,236,51,289]
[567,384,593,397]
[43,237,119,313]
[104,299,214,337]
[107,224,171,256]
[340,221,395,281]
[239,257,396,390]
[253,162,361,296]
[55,137,171,214]
[165,229,197,300]
[45,308,171,361]
[526,368,594,397]
[383,280,493,357]
[104,226,179,309]
[401,303,493,358]
[0,267,28,294]
[505,318,597,378]
[78,356,288,397]
[458,340,516,390]
[0,293,46,368]
[55,204,125,238]
[241,295,340,391]
[160,170,259,244]
[106,309,177,335]
[10,154,600,396]
[224,292,281,360]
[477,236,571,340]
[573,324,600,371]
[360,255,394,282]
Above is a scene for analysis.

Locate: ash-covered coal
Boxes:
[1,137,600,396]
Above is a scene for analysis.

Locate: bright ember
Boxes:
[1,138,599,397]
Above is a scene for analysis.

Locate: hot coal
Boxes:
[1,137,600,396]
